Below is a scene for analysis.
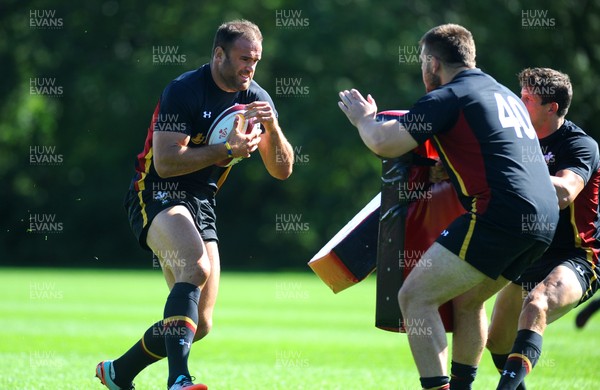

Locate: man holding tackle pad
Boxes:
[338,24,558,390]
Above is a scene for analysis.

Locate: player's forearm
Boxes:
[551,175,576,210]
[357,119,390,157]
[260,122,293,180]
[551,170,585,210]
[154,143,229,178]
[357,119,416,158]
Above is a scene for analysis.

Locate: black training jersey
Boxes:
[539,120,600,264]
[130,64,276,196]
[399,68,559,243]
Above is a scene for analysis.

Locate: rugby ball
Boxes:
[207,104,259,167]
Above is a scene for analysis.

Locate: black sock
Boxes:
[491,353,508,374]
[112,320,168,386]
[491,353,526,390]
[164,282,201,387]
[420,376,450,389]
[576,298,600,328]
[497,330,542,390]
[449,361,477,389]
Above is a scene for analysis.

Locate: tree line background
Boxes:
[1,0,599,270]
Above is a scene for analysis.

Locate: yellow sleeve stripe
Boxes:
[216,166,233,192]
[135,147,153,228]
[433,135,468,196]
[459,199,478,259]
[137,190,148,228]
[569,202,599,300]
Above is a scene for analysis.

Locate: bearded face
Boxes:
[421,55,442,92]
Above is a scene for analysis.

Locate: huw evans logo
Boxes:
[521,9,556,29]
[398,45,433,65]
[522,75,557,98]
[28,213,63,234]
[30,78,63,97]
[152,182,187,204]
[275,145,309,166]
[275,10,309,29]
[153,114,187,132]
[152,249,188,269]
[398,181,432,201]
[152,46,187,65]
[521,213,556,235]
[30,146,63,166]
[399,250,432,269]
[29,282,63,300]
[275,350,309,368]
[29,9,63,29]
[521,145,555,165]
[275,281,310,301]
[275,213,309,233]
[400,113,432,134]
[275,78,310,97]
[402,317,433,337]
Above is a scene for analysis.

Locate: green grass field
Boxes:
[0,267,598,389]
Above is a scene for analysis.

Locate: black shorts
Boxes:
[436,213,549,281]
[514,249,600,306]
[124,187,218,251]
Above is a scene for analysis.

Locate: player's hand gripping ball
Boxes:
[207,104,259,167]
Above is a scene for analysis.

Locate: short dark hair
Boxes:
[419,24,476,68]
[211,19,262,56]
[518,68,572,117]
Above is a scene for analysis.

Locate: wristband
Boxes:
[223,141,233,157]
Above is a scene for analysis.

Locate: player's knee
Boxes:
[486,330,511,354]
[398,286,409,312]
[454,295,484,313]
[194,259,211,283]
[485,336,498,353]
[398,284,422,312]
[193,317,213,342]
[486,337,512,355]
[174,257,211,286]
[485,335,498,353]
[523,290,549,316]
